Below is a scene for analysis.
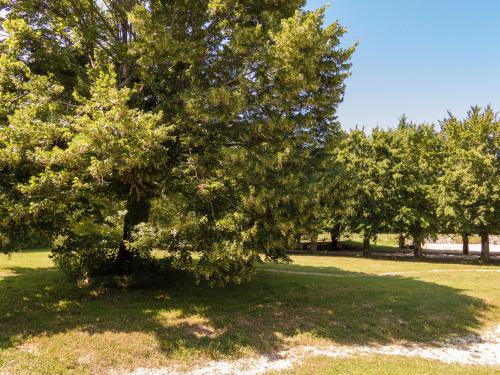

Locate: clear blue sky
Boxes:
[305,0,500,130]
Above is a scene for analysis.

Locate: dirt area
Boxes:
[127,325,500,374]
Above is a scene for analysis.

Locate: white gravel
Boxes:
[127,325,500,375]
[423,243,500,253]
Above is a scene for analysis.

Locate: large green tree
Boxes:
[0,1,354,282]
[437,106,500,260]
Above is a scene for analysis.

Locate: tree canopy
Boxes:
[0,0,355,283]
[437,107,500,259]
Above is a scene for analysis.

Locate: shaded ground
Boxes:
[1,250,499,374]
[288,249,500,265]
[293,244,500,263]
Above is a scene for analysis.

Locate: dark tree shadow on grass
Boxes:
[0,262,490,359]
[291,248,500,265]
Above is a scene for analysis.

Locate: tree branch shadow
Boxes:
[0,262,490,361]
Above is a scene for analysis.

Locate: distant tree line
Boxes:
[310,107,499,260]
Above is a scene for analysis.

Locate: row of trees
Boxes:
[310,108,499,260]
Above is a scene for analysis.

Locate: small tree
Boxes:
[319,131,348,251]
[437,107,500,260]
[388,119,443,257]
[336,129,393,256]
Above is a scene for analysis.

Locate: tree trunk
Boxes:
[116,189,151,273]
[462,234,469,256]
[309,234,318,252]
[330,226,341,250]
[480,232,490,261]
[414,240,422,257]
[363,236,370,257]
[398,234,406,249]
[330,234,339,250]
[293,233,302,250]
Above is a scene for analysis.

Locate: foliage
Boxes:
[0,1,354,282]
[437,106,500,239]
[2,1,496,274]
[325,119,446,256]
[382,119,443,255]
[336,129,394,252]
[51,233,122,280]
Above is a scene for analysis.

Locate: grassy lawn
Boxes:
[1,249,499,374]
[307,233,404,252]
[341,233,400,252]
[273,355,497,375]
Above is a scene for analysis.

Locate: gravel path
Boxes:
[128,325,500,374]
[424,243,500,253]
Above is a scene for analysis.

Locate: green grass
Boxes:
[1,249,499,374]
[304,233,404,252]
[342,236,399,252]
[273,355,496,374]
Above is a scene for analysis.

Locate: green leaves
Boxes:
[66,69,171,188]
[388,121,443,243]
[437,106,500,236]
[330,120,444,251]
[336,129,393,240]
[1,1,353,282]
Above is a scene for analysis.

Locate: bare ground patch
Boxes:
[126,325,500,374]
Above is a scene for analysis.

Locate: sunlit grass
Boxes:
[273,355,496,375]
[1,249,498,374]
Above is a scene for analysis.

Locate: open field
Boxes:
[1,249,499,374]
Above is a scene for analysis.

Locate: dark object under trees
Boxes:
[414,240,423,257]
[462,234,469,256]
[480,233,490,261]
[362,236,371,257]
[330,225,342,250]
[398,234,406,249]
